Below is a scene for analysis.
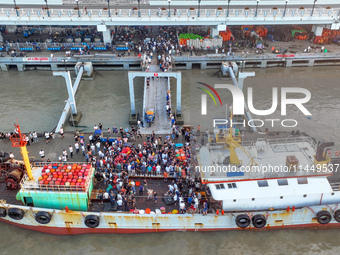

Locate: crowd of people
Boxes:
[0,120,211,213]
[56,121,209,213]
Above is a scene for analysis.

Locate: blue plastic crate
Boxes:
[227,172,245,177]
[20,47,33,51]
[47,47,61,51]
[93,47,107,50]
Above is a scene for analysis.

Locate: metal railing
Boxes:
[20,162,94,193]
[330,182,340,191]
[0,6,338,22]
[265,136,316,148]
[63,0,146,4]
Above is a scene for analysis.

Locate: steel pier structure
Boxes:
[0,5,339,44]
[53,66,84,134]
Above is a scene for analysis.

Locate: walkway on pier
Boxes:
[141,64,172,134]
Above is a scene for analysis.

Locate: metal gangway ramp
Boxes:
[128,69,182,131]
[141,72,172,134]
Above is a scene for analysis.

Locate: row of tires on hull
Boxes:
[236,210,340,228]
[0,207,99,228]
[2,207,340,228]
[0,208,52,224]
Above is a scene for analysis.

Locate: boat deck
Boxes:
[0,176,222,214]
[200,136,336,182]
[0,183,22,205]
[89,177,205,213]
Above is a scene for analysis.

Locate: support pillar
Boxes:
[97,25,112,44]
[0,64,8,71]
[210,25,226,37]
[186,62,192,69]
[260,61,267,68]
[17,64,24,72]
[176,73,182,115]
[308,59,315,67]
[210,26,219,37]
[238,71,255,91]
[200,62,207,69]
[286,60,292,67]
[51,64,58,71]
[312,25,325,36]
[123,63,129,70]
[53,71,77,114]
[53,68,84,133]
[128,72,136,115]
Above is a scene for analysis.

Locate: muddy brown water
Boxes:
[1,66,340,254]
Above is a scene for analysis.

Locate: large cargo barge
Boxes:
[1,120,340,234]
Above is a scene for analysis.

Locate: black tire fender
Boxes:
[333,209,340,223]
[8,208,25,220]
[252,214,267,228]
[316,210,332,224]
[84,215,100,228]
[235,214,251,228]
[0,207,6,218]
[35,211,52,224]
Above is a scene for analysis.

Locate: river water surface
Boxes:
[1,66,340,254]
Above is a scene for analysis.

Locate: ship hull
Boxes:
[2,217,340,235]
[1,203,340,235]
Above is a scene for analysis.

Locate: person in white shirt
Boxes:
[33,132,38,143]
[25,136,30,146]
[180,201,186,213]
[63,149,68,159]
[117,199,123,210]
[45,131,50,144]
[69,145,74,158]
[90,144,95,154]
[62,155,67,162]
[75,142,79,154]
[39,149,45,159]
[59,127,64,139]
[96,141,101,153]
[194,197,199,211]
[81,144,85,156]
[156,164,161,175]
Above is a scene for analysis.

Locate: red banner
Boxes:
[23,57,49,61]
[276,54,295,58]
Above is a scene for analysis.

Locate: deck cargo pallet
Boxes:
[16,163,95,211]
